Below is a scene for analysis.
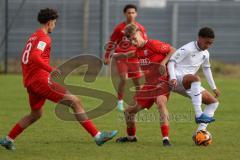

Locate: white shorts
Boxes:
[172,75,205,97]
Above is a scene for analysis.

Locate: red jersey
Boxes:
[136,40,171,84]
[104,21,147,62]
[21,29,53,87]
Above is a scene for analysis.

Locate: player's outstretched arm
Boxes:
[159,47,175,76]
[202,67,221,97]
[202,53,221,98]
[103,26,120,65]
[167,47,189,87]
[161,47,175,65]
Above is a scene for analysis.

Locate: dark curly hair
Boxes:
[37,8,58,24]
[198,27,215,39]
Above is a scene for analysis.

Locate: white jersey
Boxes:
[170,41,210,77]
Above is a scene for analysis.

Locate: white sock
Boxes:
[162,136,169,140]
[127,136,136,140]
[190,82,203,117]
[6,136,14,142]
[204,102,219,117]
[94,132,101,139]
[197,123,208,131]
[118,100,123,104]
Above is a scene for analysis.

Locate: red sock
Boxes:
[7,123,24,140]
[160,125,169,138]
[118,93,123,101]
[127,127,136,136]
[80,120,99,137]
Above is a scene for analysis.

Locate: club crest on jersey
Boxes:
[139,58,150,66]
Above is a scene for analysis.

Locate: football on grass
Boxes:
[192,130,212,146]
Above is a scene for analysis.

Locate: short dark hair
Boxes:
[37,8,58,24]
[198,27,215,39]
[123,4,137,13]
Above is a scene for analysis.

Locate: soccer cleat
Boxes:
[117,100,124,112]
[116,136,137,143]
[162,139,171,147]
[95,130,118,146]
[0,137,16,150]
[195,113,215,124]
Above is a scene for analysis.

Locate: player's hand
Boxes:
[104,58,110,65]
[159,64,167,76]
[213,88,221,98]
[51,68,62,80]
[170,79,177,88]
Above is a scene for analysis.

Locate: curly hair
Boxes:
[37,8,58,24]
[198,27,215,39]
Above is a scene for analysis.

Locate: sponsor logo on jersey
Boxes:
[139,58,150,66]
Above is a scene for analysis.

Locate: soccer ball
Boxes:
[192,130,212,146]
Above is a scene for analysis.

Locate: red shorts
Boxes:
[26,78,66,110]
[135,82,170,109]
[116,59,141,79]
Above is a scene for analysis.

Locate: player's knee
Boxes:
[191,75,201,82]
[64,95,82,108]
[30,111,42,122]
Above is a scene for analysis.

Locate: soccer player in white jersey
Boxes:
[168,27,221,131]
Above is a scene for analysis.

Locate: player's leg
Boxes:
[116,61,128,111]
[132,77,141,91]
[116,102,143,143]
[47,84,117,146]
[182,74,203,118]
[156,95,171,146]
[197,90,219,131]
[116,84,155,143]
[128,61,141,91]
[0,93,45,150]
[182,74,215,123]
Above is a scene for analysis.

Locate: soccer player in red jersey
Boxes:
[114,24,175,146]
[0,8,117,150]
[104,4,148,111]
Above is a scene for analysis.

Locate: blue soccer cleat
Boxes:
[95,130,118,146]
[0,137,16,150]
[195,113,215,124]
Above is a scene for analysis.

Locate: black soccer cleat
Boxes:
[116,136,137,143]
[162,139,171,147]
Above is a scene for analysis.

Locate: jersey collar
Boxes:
[194,41,202,51]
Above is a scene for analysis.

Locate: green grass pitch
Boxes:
[0,75,240,160]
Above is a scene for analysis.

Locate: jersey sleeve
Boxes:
[140,25,148,40]
[169,47,190,63]
[202,52,211,68]
[156,41,171,55]
[104,26,121,59]
[29,37,53,72]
